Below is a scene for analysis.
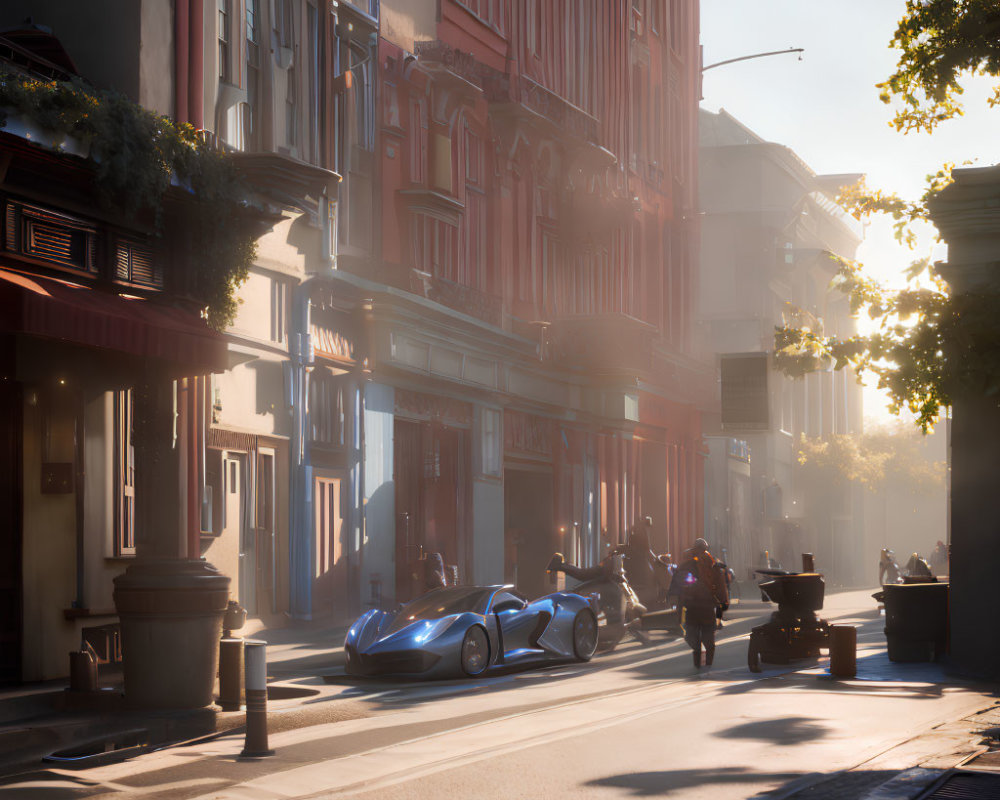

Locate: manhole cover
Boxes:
[921,770,1000,798]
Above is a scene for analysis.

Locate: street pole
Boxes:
[702,48,804,73]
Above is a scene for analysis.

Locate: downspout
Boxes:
[289,280,314,618]
[188,0,204,129]
[174,0,190,124]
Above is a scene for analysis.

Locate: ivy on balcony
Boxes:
[0,71,256,329]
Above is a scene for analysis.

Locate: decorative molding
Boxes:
[395,388,472,426]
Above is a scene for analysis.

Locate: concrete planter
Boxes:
[113,559,230,709]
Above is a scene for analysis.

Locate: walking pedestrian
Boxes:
[668,538,728,668]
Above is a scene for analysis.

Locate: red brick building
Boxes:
[351,0,712,603]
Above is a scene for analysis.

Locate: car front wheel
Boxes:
[573,610,599,661]
[460,625,490,676]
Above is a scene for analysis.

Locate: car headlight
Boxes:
[412,616,455,644]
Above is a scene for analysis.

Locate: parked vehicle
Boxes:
[747,570,831,673]
[344,585,601,679]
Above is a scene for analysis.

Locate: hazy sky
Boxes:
[700,0,998,422]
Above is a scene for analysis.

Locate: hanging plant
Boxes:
[0,70,256,330]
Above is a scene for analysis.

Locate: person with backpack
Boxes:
[668,538,729,668]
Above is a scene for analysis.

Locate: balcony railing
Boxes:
[412,271,504,329]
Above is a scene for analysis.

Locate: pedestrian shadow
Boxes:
[583,767,804,796]
[714,716,830,745]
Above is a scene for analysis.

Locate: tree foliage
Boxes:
[775,2,1000,433]
[797,427,945,494]
[0,71,256,329]
[879,0,1000,133]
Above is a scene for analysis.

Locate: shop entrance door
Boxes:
[314,475,348,619]
[393,421,468,602]
[255,449,276,615]
[503,468,554,600]
[223,453,254,611]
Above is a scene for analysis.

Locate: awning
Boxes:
[0,268,228,371]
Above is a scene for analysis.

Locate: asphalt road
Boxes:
[1,588,992,800]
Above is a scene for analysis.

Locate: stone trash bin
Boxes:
[881,581,949,663]
[114,559,230,708]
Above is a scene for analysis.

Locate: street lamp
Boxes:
[702,47,804,73]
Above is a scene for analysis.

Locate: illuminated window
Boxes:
[218,0,231,81]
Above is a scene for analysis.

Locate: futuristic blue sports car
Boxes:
[344,585,601,679]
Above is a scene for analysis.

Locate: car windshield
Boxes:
[398,587,492,623]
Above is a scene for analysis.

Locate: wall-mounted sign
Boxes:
[721,352,769,431]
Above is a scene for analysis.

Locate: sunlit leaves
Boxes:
[797,429,945,494]
[778,4,1000,432]
[879,0,1000,133]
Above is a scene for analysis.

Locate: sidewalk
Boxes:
[0,614,351,779]
[766,653,1000,800]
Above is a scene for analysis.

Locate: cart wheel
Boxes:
[748,635,763,673]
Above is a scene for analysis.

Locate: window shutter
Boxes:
[114,239,162,288]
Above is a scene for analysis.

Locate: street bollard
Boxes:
[829,624,857,678]
[218,638,244,712]
[240,639,274,758]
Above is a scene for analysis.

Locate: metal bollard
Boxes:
[829,624,857,678]
[240,639,274,758]
[218,638,244,712]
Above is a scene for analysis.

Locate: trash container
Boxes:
[829,625,857,677]
[114,558,230,708]
[881,581,948,663]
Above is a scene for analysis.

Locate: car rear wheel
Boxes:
[460,625,490,676]
[573,610,599,661]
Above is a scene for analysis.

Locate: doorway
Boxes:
[222,452,254,612]
[314,474,349,620]
[393,420,469,602]
[255,449,277,615]
[503,467,554,600]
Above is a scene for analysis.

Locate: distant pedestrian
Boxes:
[669,538,728,668]
[878,548,900,585]
[422,552,448,592]
[929,540,948,576]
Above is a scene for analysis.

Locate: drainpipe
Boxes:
[289,280,314,619]
[174,0,189,124]
[188,0,204,129]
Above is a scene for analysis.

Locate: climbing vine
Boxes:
[0,70,256,329]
